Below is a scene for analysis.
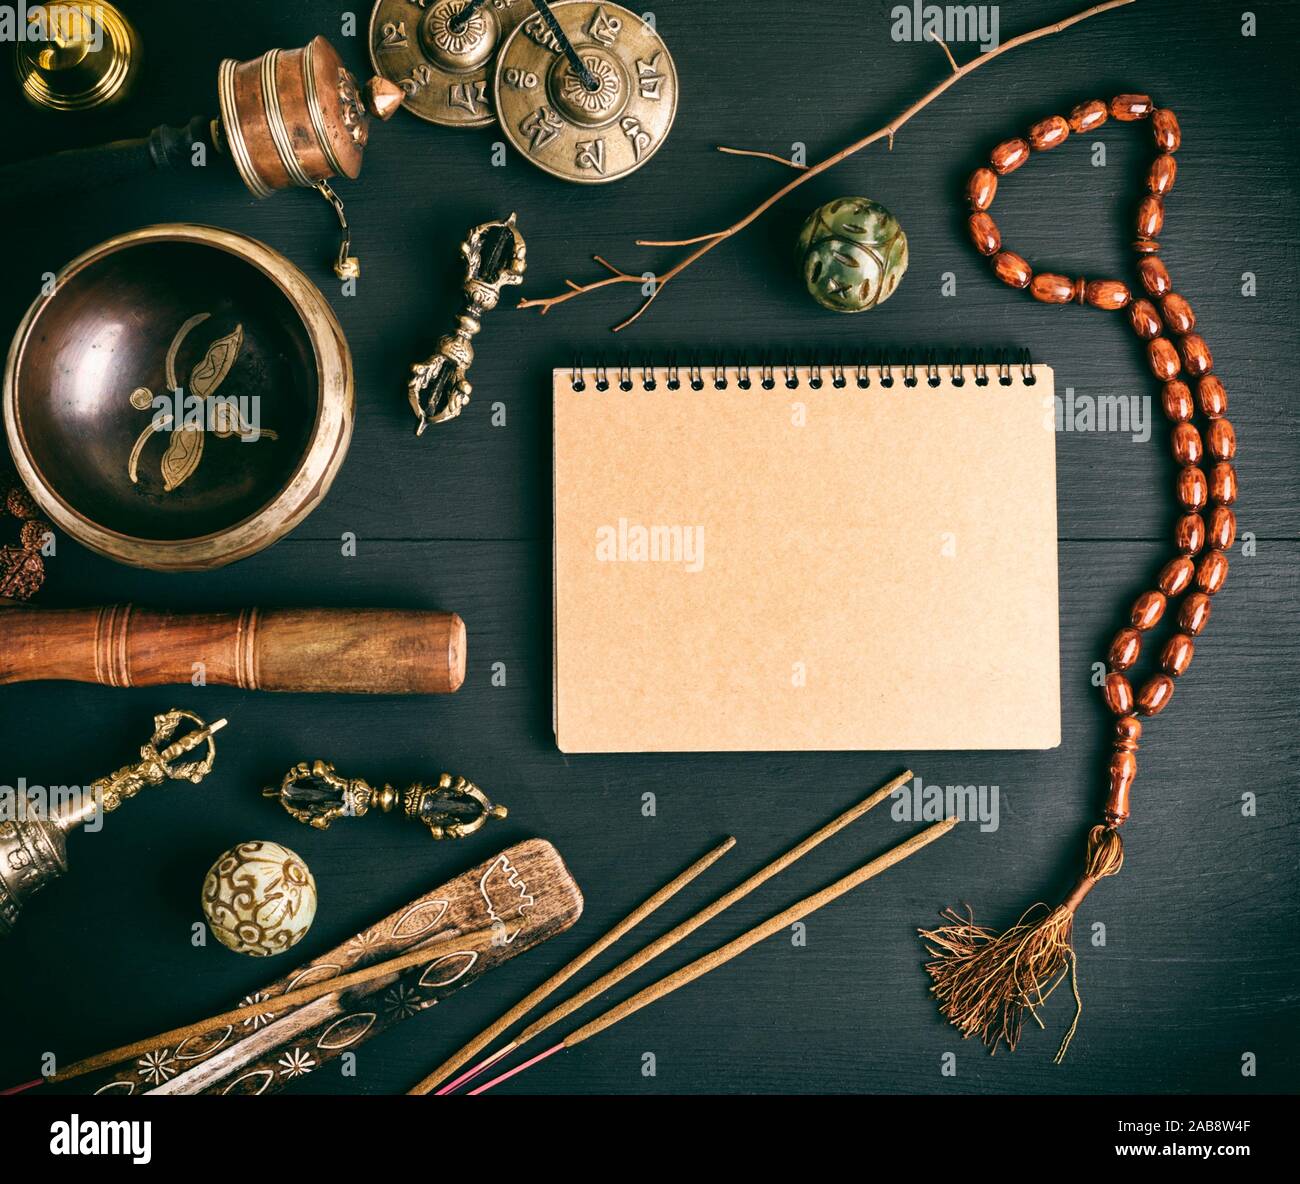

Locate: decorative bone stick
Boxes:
[419,771,913,1094]
[470,817,960,1093]
[23,944,449,1090]
[0,605,466,694]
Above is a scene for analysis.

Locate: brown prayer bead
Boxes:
[1137,195,1164,239]
[1196,550,1229,595]
[968,212,1000,255]
[1179,592,1212,635]
[1108,627,1142,671]
[1161,380,1194,421]
[1085,280,1131,311]
[1114,714,1142,747]
[1197,375,1227,418]
[1157,556,1195,597]
[1106,749,1137,824]
[1137,255,1172,297]
[1179,333,1212,375]
[1161,293,1195,335]
[1161,633,1195,677]
[1111,93,1154,121]
[1207,505,1236,551]
[1028,115,1070,151]
[1152,109,1181,152]
[1206,418,1236,460]
[1171,422,1203,465]
[992,251,1032,289]
[1129,299,1161,339]
[967,167,998,210]
[1068,99,1108,133]
[1131,590,1167,631]
[1148,153,1177,196]
[1209,461,1237,505]
[1147,338,1181,381]
[1030,272,1075,304]
[1137,674,1174,716]
[1104,671,1134,714]
[990,138,1030,174]
[1177,465,1208,510]
[1174,512,1205,555]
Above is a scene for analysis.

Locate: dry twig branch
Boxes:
[715,145,807,170]
[517,0,1135,332]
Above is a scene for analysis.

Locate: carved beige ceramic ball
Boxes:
[201,840,317,957]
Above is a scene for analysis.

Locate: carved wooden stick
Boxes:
[0,605,466,694]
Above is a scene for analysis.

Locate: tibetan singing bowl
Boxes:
[4,224,354,571]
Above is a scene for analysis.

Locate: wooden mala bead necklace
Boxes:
[922,93,1238,1062]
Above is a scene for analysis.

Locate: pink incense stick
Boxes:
[467,1044,565,1095]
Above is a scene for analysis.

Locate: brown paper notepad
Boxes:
[554,362,1060,753]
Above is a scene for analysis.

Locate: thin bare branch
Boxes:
[520,0,1136,332]
[929,33,960,73]
[592,254,629,277]
[715,145,808,169]
[635,230,728,248]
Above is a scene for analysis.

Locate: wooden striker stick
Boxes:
[44,942,457,1086]
[409,835,737,1094]
[472,815,959,1093]
[425,770,912,1093]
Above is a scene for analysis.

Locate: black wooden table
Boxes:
[2,0,1296,1096]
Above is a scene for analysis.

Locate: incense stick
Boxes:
[409,835,737,1094]
[15,940,462,1091]
[428,770,912,1093]
[469,815,959,1093]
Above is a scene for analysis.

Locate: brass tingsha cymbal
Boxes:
[369,0,530,127]
[494,1,678,183]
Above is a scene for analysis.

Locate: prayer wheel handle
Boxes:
[0,37,403,275]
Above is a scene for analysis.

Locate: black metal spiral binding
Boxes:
[568,349,1034,391]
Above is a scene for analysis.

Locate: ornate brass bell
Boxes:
[0,711,226,937]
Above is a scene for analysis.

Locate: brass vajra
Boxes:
[265,759,508,840]
[407,213,526,433]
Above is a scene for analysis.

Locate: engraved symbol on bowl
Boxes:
[422,0,498,71]
[549,47,627,127]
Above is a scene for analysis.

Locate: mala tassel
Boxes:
[920,825,1124,1063]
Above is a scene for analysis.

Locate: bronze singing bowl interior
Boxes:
[4,225,353,570]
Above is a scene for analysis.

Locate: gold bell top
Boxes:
[14,0,139,112]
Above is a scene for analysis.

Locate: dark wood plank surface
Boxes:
[1,0,1297,1095]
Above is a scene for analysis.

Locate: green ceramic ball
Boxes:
[796,197,909,312]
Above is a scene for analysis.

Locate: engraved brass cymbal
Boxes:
[494,1,678,183]
[368,0,530,127]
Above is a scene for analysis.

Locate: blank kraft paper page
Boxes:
[553,363,1060,753]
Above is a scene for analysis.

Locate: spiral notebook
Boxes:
[553,358,1060,753]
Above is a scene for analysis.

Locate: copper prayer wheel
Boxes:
[215,37,402,278]
[218,35,380,199]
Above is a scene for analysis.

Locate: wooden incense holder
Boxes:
[0,605,466,695]
[72,839,583,1095]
